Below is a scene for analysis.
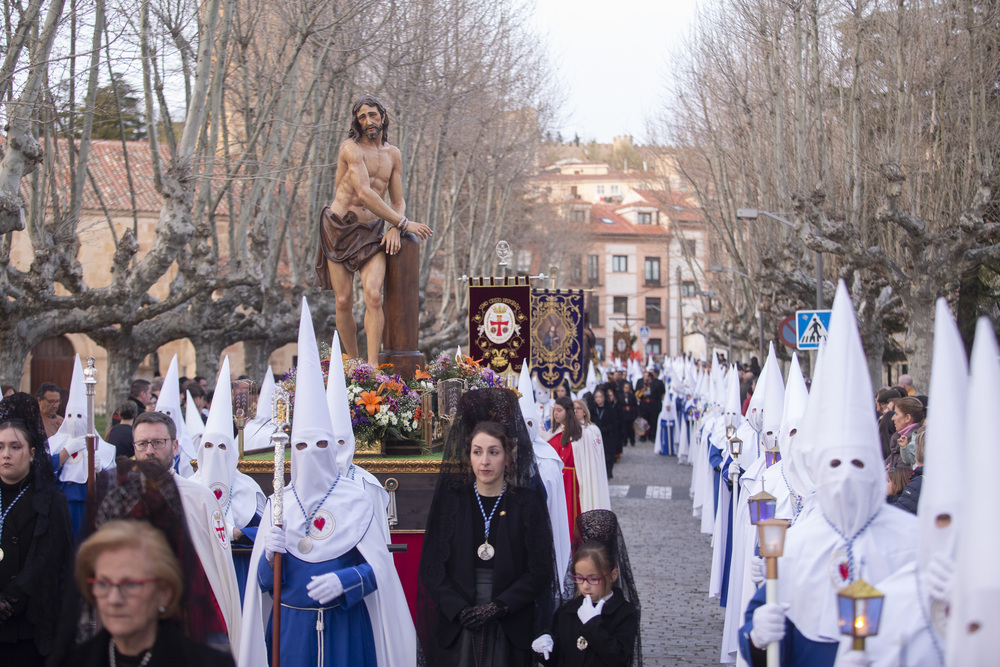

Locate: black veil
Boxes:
[0,391,56,482]
[417,387,565,663]
[575,509,643,666]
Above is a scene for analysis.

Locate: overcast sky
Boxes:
[531,0,700,144]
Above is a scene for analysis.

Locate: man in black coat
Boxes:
[634,370,665,443]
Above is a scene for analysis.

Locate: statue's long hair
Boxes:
[348,94,389,145]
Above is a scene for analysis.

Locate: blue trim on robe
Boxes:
[257,547,378,667]
[738,585,839,667]
[719,454,736,608]
[658,419,676,456]
[709,437,724,516]
[232,512,262,602]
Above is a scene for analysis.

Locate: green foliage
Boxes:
[86,73,146,141]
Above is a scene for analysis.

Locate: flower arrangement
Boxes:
[343,358,426,447]
[423,353,506,389]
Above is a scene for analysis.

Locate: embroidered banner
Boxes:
[468,276,531,375]
[530,289,585,390]
[613,330,632,363]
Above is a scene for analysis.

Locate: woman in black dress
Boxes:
[418,388,559,666]
[589,388,621,478]
[0,392,74,666]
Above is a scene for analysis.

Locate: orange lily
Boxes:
[356,390,383,415]
[461,355,480,368]
[414,365,432,381]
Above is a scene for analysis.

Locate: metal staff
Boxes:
[83,357,98,534]
[270,387,290,667]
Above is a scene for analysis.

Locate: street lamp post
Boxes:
[736,208,824,309]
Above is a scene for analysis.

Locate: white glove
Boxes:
[728,460,741,478]
[923,552,955,602]
[65,436,88,458]
[750,556,766,586]
[264,525,286,562]
[835,650,872,667]
[531,634,554,660]
[306,572,344,605]
[577,594,607,625]
[749,602,788,648]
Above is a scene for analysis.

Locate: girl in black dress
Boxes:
[532,510,642,667]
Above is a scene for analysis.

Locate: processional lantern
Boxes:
[837,579,885,652]
[747,490,777,525]
[232,378,257,460]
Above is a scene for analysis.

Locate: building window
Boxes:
[647,338,662,356]
[611,184,620,195]
[681,281,697,298]
[644,257,660,285]
[589,295,600,326]
[637,211,652,225]
[613,296,628,314]
[684,239,697,256]
[571,186,579,198]
[587,254,600,282]
[596,185,605,195]
[571,209,586,222]
[569,255,582,283]
[612,255,628,272]
[709,297,722,313]
[645,297,661,325]
[516,249,532,274]
[595,338,606,360]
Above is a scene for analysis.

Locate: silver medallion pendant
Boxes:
[0,547,4,562]
[576,636,588,650]
[298,536,313,554]
[477,542,495,561]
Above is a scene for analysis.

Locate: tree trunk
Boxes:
[102,339,147,415]
[905,296,935,390]
[193,337,225,390]
[243,339,274,387]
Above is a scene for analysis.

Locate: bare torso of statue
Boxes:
[315,95,432,365]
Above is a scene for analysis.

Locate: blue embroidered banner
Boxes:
[530,289,585,390]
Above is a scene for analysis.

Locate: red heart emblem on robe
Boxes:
[838,562,849,581]
[214,488,223,500]
[71,452,79,459]
[314,517,326,531]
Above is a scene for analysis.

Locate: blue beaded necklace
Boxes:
[474,481,507,561]
[0,482,31,562]
[780,463,803,521]
[291,473,341,553]
[824,507,880,583]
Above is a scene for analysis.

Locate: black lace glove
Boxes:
[458,600,510,630]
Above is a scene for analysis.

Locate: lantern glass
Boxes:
[726,424,736,440]
[729,436,743,457]
[748,491,777,525]
[765,449,782,467]
[756,519,789,558]
[836,580,885,639]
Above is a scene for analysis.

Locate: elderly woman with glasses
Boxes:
[68,519,235,667]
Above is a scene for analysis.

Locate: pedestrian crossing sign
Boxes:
[795,309,832,350]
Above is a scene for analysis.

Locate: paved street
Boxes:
[610,439,725,666]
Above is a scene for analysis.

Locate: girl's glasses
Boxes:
[572,574,603,585]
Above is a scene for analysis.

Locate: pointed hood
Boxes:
[947,317,1000,664]
[326,331,356,475]
[745,347,771,432]
[518,360,540,439]
[777,353,808,456]
[155,355,196,470]
[759,343,785,449]
[48,354,115,482]
[244,366,276,453]
[801,281,883,537]
[197,356,237,509]
[723,364,742,428]
[51,354,87,443]
[917,299,967,571]
[185,389,205,447]
[290,297,338,495]
[585,360,598,395]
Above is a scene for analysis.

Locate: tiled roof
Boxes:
[531,169,657,182]
[632,188,703,223]
[586,202,670,236]
[17,138,233,215]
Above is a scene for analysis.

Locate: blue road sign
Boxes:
[639,326,651,346]
[795,310,832,350]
